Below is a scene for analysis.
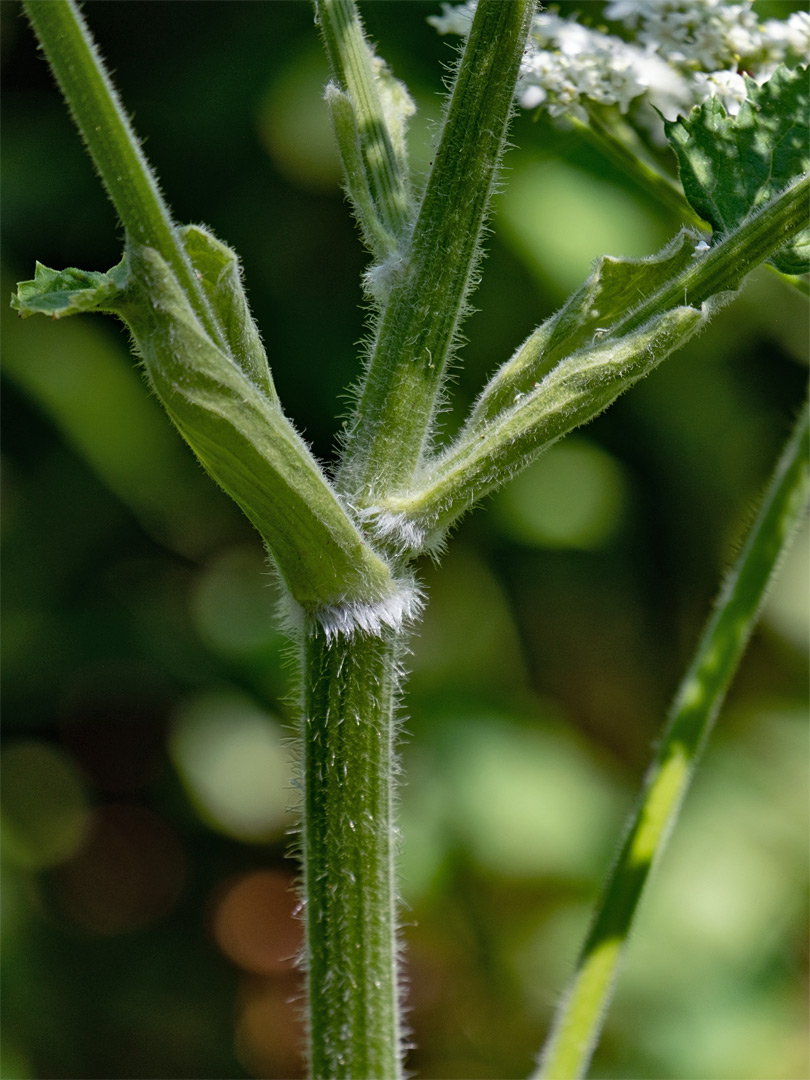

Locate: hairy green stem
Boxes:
[610,173,810,336]
[467,173,810,428]
[17,5,808,1079]
[302,623,404,1080]
[299,6,532,1073]
[22,0,226,352]
[376,174,810,544]
[19,0,411,618]
[534,389,810,1080]
[316,0,411,243]
[337,0,535,502]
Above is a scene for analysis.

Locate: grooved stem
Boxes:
[302,624,403,1080]
[380,174,810,542]
[337,0,536,501]
[316,0,411,241]
[611,173,810,335]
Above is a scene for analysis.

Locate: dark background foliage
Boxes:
[2,3,807,1078]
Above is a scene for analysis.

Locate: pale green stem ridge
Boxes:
[337,0,536,502]
[372,174,810,547]
[302,621,405,1080]
[534,388,810,1080]
[22,0,227,354]
[325,83,401,260]
[315,0,412,242]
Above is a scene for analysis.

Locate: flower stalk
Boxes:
[534,386,810,1080]
[17,0,412,625]
[369,174,810,550]
[316,0,413,248]
[302,4,534,1072]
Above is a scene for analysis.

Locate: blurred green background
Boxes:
[1,2,807,1078]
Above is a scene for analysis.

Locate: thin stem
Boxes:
[316,0,411,241]
[302,623,404,1080]
[22,0,226,351]
[575,109,705,228]
[376,173,810,543]
[337,0,536,502]
[611,173,810,336]
[534,388,810,1080]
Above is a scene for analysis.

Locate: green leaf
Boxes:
[11,244,405,624]
[470,229,703,426]
[665,65,810,275]
[179,225,277,402]
[121,241,403,618]
[11,259,128,318]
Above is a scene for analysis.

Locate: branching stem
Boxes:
[336,0,536,502]
[15,5,809,1080]
[316,0,411,242]
[375,174,810,545]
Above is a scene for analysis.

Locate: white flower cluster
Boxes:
[428,0,810,127]
[516,9,691,124]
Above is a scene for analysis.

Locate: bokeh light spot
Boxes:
[169,691,293,842]
[235,976,306,1080]
[258,47,340,191]
[493,437,628,549]
[764,518,809,651]
[52,803,186,934]
[446,716,623,879]
[213,869,301,976]
[191,546,283,658]
[501,157,668,297]
[1,740,90,869]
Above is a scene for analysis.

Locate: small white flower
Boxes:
[630,49,693,120]
[761,11,810,60]
[426,0,475,36]
[784,11,810,54]
[604,0,761,72]
[725,24,759,58]
[519,84,547,110]
[693,69,749,115]
[430,0,810,131]
[603,0,646,23]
